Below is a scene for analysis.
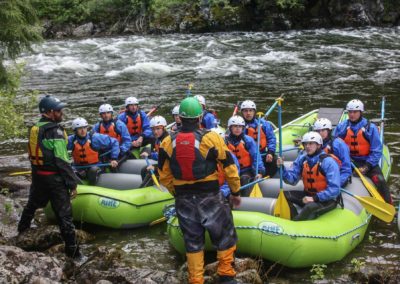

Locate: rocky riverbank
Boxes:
[39,0,400,39]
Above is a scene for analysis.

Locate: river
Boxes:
[6,27,400,281]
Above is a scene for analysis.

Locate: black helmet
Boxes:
[39,95,67,113]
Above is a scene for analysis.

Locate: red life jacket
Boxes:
[126,113,142,136]
[343,123,370,157]
[99,120,121,143]
[170,129,217,181]
[226,139,252,169]
[302,154,339,196]
[246,125,267,151]
[72,136,99,165]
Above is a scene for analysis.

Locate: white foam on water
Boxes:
[105,62,179,77]
[369,68,400,85]
[334,74,363,82]
[28,54,100,74]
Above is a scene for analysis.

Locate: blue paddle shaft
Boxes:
[145,157,156,175]
[255,116,262,176]
[278,102,283,189]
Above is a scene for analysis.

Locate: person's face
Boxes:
[348,110,361,122]
[76,127,88,138]
[100,112,113,122]
[127,104,139,113]
[303,142,320,155]
[230,125,244,136]
[51,109,63,123]
[173,114,181,124]
[315,129,329,140]
[241,109,255,121]
[152,126,164,138]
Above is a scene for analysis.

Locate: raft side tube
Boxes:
[96,173,143,190]
[119,159,157,175]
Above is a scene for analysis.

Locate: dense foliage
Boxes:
[0,0,41,140]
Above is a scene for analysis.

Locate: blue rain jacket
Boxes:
[117,110,152,141]
[334,117,382,167]
[282,150,340,202]
[93,119,132,155]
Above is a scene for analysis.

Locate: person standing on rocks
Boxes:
[19,95,81,258]
[158,97,241,284]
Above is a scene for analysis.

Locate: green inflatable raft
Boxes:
[45,159,174,229]
[167,108,392,268]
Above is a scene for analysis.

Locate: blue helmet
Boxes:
[39,95,67,113]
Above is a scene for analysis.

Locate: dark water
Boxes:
[5,27,400,281]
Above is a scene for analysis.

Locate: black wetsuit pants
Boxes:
[283,191,337,221]
[18,173,78,256]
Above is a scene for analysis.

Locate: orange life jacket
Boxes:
[170,129,217,181]
[343,124,370,157]
[126,113,142,136]
[227,140,252,169]
[72,137,99,165]
[302,154,339,195]
[99,120,121,143]
[246,125,267,151]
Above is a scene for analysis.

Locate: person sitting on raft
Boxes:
[170,105,182,133]
[117,96,152,153]
[277,132,341,221]
[241,100,278,178]
[93,103,131,158]
[225,115,265,196]
[140,115,170,185]
[194,95,218,129]
[334,99,392,204]
[68,117,120,185]
[313,118,352,187]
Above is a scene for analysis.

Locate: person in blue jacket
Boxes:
[313,118,352,187]
[93,103,131,158]
[194,95,218,129]
[68,117,120,185]
[334,99,392,204]
[117,96,152,151]
[241,100,277,177]
[225,115,265,196]
[277,132,341,221]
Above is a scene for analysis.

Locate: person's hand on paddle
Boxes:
[255,173,263,180]
[132,136,143,147]
[110,160,118,168]
[277,156,284,167]
[70,187,77,199]
[265,153,274,163]
[358,165,369,174]
[147,165,155,172]
[230,195,241,208]
[302,196,314,204]
[140,152,149,159]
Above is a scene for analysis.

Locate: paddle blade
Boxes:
[9,171,31,176]
[249,183,263,198]
[355,195,395,223]
[149,217,167,226]
[274,190,291,219]
[151,173,162,191]
[353,166,385,202]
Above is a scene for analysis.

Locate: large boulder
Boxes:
[72,22,94,37]
[0,245,64,283]
[0,195,23,240]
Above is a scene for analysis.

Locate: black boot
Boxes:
[219,275,237,284]
[17,209,35,234]
[65,244,81,258]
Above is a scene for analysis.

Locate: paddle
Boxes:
[240,176,269,191]
[186,83,193,97]
[145,157,162,191]
[146,103,161,117]
[273,97,291,219]
[250,112,264,198]
[379,96,385,168]
[8,171,31,176]
[264,94,284,119]
[232,101,241,116]
[351,162,385,202]
[9,162,111,176]
[341,189,395,223]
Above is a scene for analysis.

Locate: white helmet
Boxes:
[211,127,226,138]
[150,115,167,128]
[313,118,332,131]
[99,104,114,114]
[240,100,256,110]
[72,117,88,130]
[125,96,139,107]
[194,95,206,106]
[301,131,323,145]
[346,99,364,112]
[172,105,180,115]
[228,115,245,127]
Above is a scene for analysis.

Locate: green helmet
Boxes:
[179,97,203,118]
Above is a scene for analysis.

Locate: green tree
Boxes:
[0,0,42,140]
